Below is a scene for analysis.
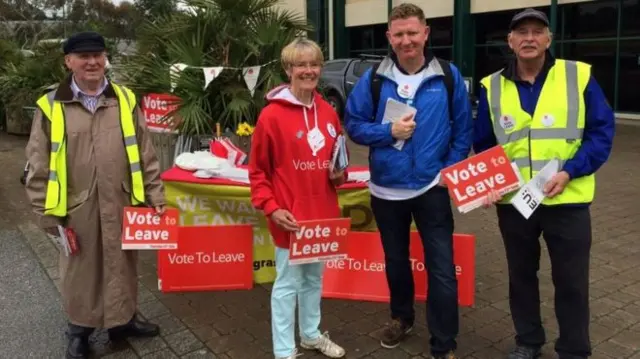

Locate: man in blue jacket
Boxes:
[475,8,615,359]
[344,3,473,359]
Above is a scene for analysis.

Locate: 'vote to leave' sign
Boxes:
[141,93,180,133]
[441,145,521,213]
[289,218,351,265]
[121,207,179,250]
[157,225,254,292]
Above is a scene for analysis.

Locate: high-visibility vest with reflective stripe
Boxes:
[36,83,145,217]
[480,59,595,205]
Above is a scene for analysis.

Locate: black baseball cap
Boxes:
[63,31,106,54]
[509,8,550,30]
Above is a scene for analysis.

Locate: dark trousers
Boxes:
[371,186,458,355]
[496,204,592,359]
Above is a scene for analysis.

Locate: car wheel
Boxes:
[327,94,344,119]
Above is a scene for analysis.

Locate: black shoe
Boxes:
[66,336,89,359]
[507,345,542,359]
[109,317,160,340]
[380,319,413,349]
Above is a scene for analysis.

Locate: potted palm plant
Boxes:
[115,0,312,162]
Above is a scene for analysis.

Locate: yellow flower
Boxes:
[235,122,254,137]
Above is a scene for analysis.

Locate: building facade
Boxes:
[280,0,640,115]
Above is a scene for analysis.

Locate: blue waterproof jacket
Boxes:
[344,55,473,190]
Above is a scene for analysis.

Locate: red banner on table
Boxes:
[141,93,180,132]
[322,231,476,307]
[157,225,254,292]
[121,207,179,250]
[441,145,521,213]
[289,218,351,265]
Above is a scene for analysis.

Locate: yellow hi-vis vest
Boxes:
[36,83,145,217]
[480,59,594,205]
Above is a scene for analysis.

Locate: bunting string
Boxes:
[168,59,280,92]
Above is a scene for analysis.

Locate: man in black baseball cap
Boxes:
[509,7,550,30]
[473,5,616,359]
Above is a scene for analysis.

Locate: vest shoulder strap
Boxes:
[36,90,57,121]
[112,83,137,111]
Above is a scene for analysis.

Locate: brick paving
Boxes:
[0,124,639,359]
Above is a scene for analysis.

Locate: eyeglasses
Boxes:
[292,62,321,70]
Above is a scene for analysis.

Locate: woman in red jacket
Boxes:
[248,38,347,359]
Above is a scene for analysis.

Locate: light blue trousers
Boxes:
[271,247,324,358]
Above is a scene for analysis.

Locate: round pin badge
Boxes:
[500,115,515,131]
[327,123,337,138]
[541,114,555,127]
[398,83,412,98]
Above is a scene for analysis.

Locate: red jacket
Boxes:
[249,84,345,249]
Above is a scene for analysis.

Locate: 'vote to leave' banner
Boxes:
[157,225,254,292]
[289,218,351,265]
[121,207,179,250]
[321,231,476,306]
[441,145,521,213]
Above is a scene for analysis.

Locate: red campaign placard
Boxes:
[441,145,521,213]
[322,231,476,307]
[141,93,180,132]
[288,218,351,265]
[121,207,179,250]
[157,225,254,292]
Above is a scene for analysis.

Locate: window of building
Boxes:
[306,0,327,48]
[561,0,618,40]
[617,40,640,112]
[348,25,375,53]
[427,17,453,47]
[431,47,452,61]
[373,24,388,50]
[563,41,617,105]
[621,0,640,37]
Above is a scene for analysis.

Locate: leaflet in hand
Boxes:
[382,98,417,151]
[510,158,560,219]
[330,134,349,172]
[48,225,79,256]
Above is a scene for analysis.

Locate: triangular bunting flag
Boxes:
[243,65,261,96]
[169,63,188,91]
[203,67,224,89]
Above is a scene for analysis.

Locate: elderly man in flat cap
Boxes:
[474,8,615,359]
[24,31,166,359]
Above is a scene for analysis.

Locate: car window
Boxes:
[323,61,347,72]
[353,61,375,77]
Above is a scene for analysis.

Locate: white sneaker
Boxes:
[275,348,302,359]
[300,332,346,358]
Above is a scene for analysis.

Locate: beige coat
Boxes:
[24,76,165,329]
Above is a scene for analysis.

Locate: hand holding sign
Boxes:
[441,146,521,213]
[289,218,350,265]
[271,209,299,232]
[482,189,503,208]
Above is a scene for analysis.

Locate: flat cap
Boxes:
[63,31,106,55]
[510,8,550,30]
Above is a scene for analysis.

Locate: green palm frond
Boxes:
[113,0,313,136]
